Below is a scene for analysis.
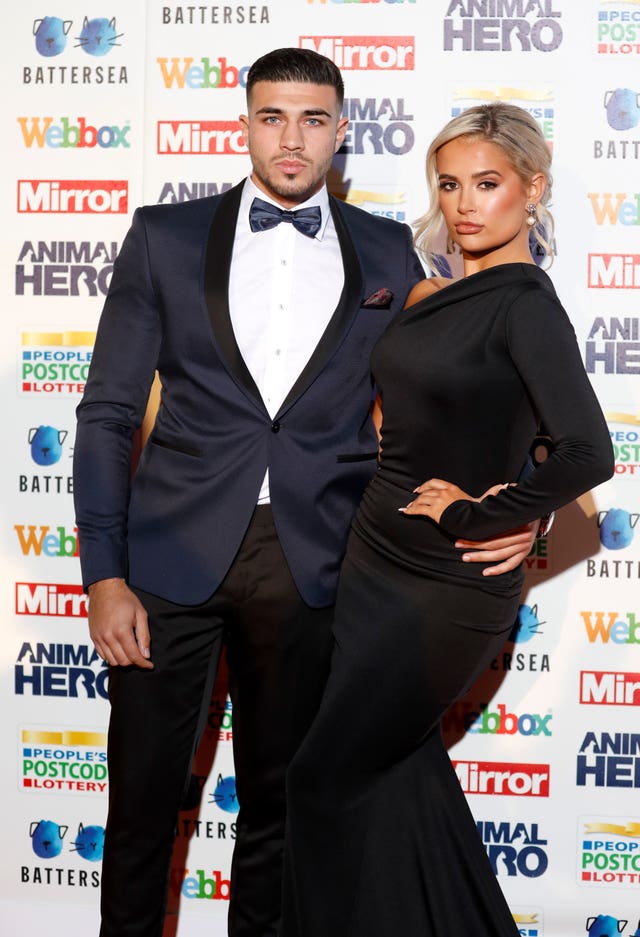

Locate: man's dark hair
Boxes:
[246,47,344,107]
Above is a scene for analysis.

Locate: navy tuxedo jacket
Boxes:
[73,181,424,606]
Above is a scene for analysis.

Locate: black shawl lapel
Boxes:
[203,180,265,408]
[277,195,363,415]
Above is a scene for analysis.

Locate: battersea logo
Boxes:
[209,774,239,814]
[453,760,550,796]
[490,602,550,673]
[157,181,233,204]
[18,116,130,149]
[25,16,127,86]
[594,88,640,161]
[157,56,249,89]
[577,733,640,789]
[161,5,271,24]
[442,701,552,737]
[22,818,103,889]
[586,917,640,936]
[585,317,640,374]
[16,582,88,618]
[21,330,94,397]
[20,727,107,795]
[18,180,128,214]
[27,425,69,467]
[579,818,640,887]
[597,507,639,549]
[588,253,640,288]
[478,821,548,878]
[580,671,640,706]
[16,240,117,297]
[443,0,563,52]
[299,35,414,69]
[596,2,640,56]
[339,98,414,156]
[588,192,640,226]
[15,642,108,699]
[157,121,247,155]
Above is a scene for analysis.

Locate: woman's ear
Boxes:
[527,172,546,204]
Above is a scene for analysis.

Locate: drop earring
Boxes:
[526,203,538,227]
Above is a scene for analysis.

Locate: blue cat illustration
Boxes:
[33,16,72,57]
[71,823,105,862]
[604,88,640,131]
[598,508,638,550]
[29,425,67,466]
[75,16,122,56]
[586,915,627,936]
[209,774,240,814]
[30,819,68,858]
[510,603,544,643]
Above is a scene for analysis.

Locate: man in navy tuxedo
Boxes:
[73,48,535,937]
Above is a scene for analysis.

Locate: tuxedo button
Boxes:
[271,421,281,433]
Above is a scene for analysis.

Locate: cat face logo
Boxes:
[30,819,68,858]
[33,16,72,57]
[28,425,67,466]
[598,508,639,550]
[209,774,239,814]
[604,88,640,131]
[75,17,123,57]
[510,603,545,643]
[71,823,105,862]
[585,915,640,936]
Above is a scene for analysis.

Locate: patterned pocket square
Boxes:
[361,287,394,309]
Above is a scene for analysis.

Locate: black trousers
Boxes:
[283,531,522,937]
[99,506,335,937]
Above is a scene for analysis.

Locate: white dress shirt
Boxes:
[228,177,345,503]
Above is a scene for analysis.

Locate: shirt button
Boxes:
[271,421,280,433]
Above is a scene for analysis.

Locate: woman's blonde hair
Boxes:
[414,103,554,272]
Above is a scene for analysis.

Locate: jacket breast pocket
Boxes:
[336,451,378,463]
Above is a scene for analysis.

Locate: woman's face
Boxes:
[436,135,542,270]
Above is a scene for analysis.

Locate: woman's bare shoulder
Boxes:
[404,276,454,308]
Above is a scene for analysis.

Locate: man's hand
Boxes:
[87,578,153,668]
[457,521,539,576]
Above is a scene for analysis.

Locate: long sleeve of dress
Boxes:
[438,289,614,540]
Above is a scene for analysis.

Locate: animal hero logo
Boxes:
[577,733,640,789]
[299,35,415,69]
[585,318,640,373]
[20,331,94,396]
[157,181,233,204]
[579,819,640,886]
[339,98,415,155]
[26,17,127,85]
[443,0,563,52]
[478,821,548,878]
[596,1,640,55]
[15,642,108,699]
[20,728,107,794]
[16,241,117,297]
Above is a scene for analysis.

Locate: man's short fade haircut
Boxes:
[246,47,344,108]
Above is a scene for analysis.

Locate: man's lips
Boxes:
[276,159,307,174]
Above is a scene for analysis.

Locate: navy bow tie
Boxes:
[249,197,322,238]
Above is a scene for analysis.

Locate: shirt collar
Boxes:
[242,176,331,241]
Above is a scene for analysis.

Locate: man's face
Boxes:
[239,80,348,208]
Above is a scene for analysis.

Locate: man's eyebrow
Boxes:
[254,106,332,118]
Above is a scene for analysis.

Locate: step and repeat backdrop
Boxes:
[1,1,638,935]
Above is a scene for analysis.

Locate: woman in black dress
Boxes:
[282,103,614,937]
